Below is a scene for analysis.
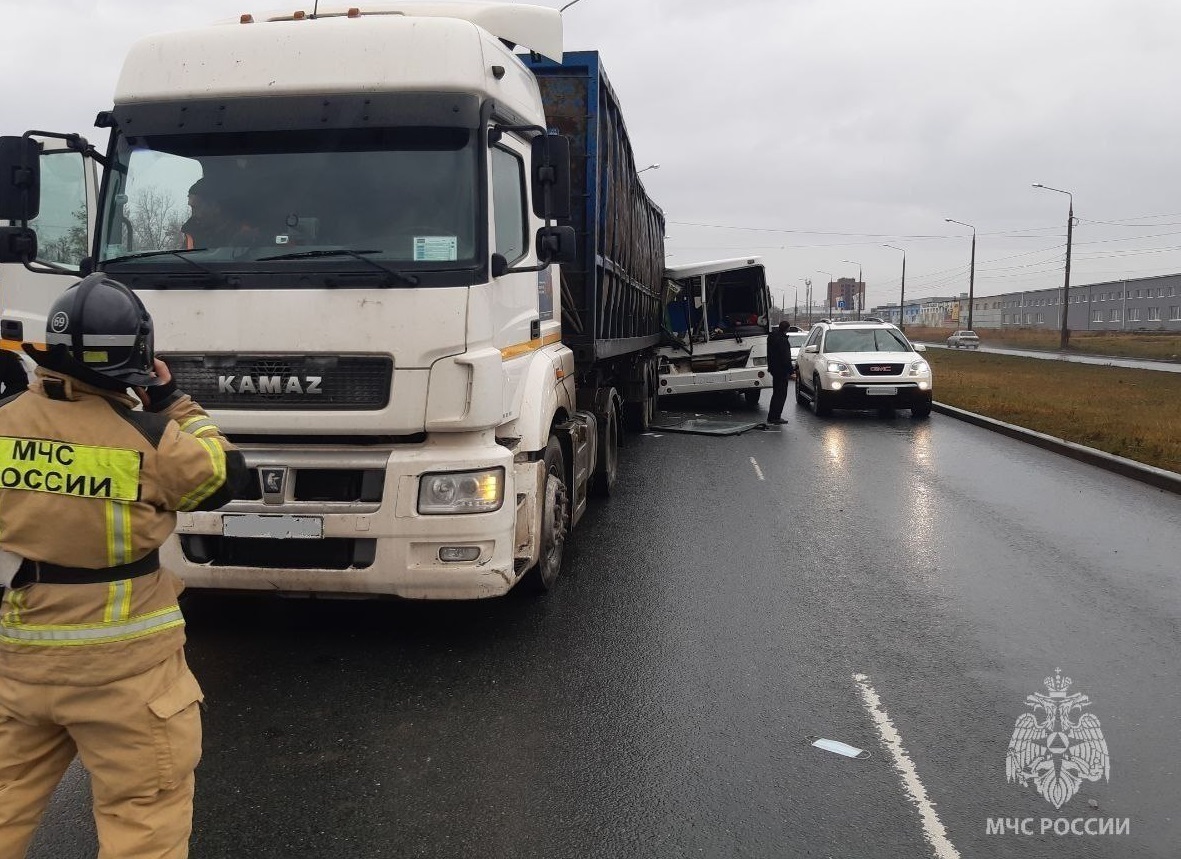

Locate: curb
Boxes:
[931,402,1181,495]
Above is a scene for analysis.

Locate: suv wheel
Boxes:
[812,374,832,417]
[795,375,808,405]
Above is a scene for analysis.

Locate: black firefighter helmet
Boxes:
[23,273,160,390]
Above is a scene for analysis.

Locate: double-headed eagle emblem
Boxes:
[1006,669,1110,809]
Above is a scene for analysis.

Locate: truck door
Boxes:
[489,138,539,353]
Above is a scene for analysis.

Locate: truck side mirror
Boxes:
[531,134,571,221]
[0,227,38,264]
[0,136,41,221]
[536,225,576,264]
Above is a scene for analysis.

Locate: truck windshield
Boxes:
[98,127,478,280]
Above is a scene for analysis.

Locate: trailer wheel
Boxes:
[591,396,620,497]
[623,365,656,433]
[644,363,659,426]
[522,436,569,593]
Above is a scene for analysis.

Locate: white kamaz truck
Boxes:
[0,3,667,598]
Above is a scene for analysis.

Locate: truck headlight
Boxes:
[418,468,504,514]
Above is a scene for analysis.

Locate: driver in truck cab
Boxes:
[180,176,257,249]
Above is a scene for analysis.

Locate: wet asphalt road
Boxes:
[920,342,1181,373]
[27,391,1181,859]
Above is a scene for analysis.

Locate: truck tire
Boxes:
[623,364,656,432]
[742,389,761,408]
[522,436,569,593]
[591,396,620,497]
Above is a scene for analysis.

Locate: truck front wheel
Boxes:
[522,436,569,593]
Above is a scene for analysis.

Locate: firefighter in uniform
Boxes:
[0,273,246,859]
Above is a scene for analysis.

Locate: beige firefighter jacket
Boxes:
[0,368,244,686]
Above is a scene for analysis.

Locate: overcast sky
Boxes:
[4,0,1181,309]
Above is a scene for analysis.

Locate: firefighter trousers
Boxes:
[0,649,203,859]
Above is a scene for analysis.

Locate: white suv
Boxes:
[795,318,932,418]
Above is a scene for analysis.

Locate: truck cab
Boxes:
[0,4,662,600]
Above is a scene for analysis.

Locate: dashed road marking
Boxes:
[852,673,961,859]
[749,457,765,481]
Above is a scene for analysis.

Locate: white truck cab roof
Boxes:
[115,2,561,112]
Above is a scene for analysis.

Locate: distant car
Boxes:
[795,318,932,418]
[788,332,808,377]
[947,330,980,349]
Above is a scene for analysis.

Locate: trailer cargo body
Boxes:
[526,52,666,372]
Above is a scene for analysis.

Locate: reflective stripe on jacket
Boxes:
[0,369,246,685]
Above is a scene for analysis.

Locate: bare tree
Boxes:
[128,186,186,251]
[40,204,88,265]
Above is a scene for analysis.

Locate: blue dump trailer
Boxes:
[524,51,666,429]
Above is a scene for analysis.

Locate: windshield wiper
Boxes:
[103,248,227,285]
[258,248,420,286]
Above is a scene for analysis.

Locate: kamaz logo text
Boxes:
[217,375,323,395]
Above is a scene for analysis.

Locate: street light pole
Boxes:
[944,218,976,330]
[884,245,906,329]
[841,260,863,319]
[1033,183,1074,349]
[817,271,834,317]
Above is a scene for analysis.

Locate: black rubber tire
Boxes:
[522,437,569,593]
[795,375,808,405]
[591,400,619,497]
[812,374,832,416]
[911,400,932,419]
[645,363,659,426]
[742,389,761,408]
[623,366,654,432]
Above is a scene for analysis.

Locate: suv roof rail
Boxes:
[817,318,833,324]
[862,316,885,323]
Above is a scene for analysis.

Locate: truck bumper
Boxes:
[164,436,540,600]
[658,367,769,396]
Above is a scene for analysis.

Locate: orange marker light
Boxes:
[347,7,361,16]
[240,13,254,23]
[293,9,306,19]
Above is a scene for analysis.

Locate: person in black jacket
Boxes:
[766,321,793,424]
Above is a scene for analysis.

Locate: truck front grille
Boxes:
[233,468,385,503]
[180,536,376,570]
[162,354,392,410]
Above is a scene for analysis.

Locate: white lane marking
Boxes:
[749,457,765,481]
[852,673,961,859]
